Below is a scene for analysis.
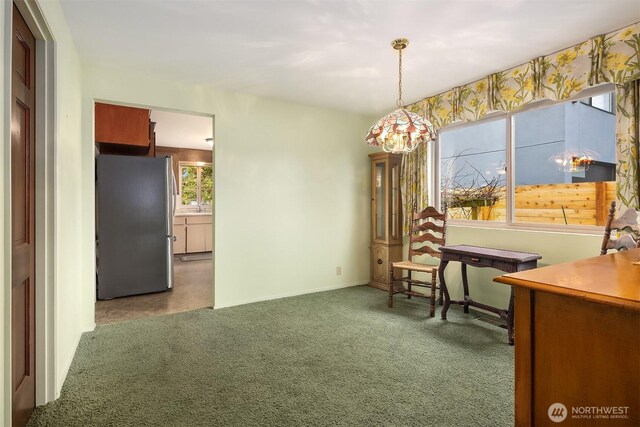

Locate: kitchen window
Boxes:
[438,88,616,229]
[180,162,213,207]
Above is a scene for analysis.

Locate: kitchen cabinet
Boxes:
[148,121,157,157]
[186,223,207,253]
[173,215,212,254]
[95,102,151,154]
[173,216,186,254]
[205,224,213,252]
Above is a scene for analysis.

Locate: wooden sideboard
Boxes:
[495,249,640,426]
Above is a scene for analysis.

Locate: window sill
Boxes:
[446,219,604,236]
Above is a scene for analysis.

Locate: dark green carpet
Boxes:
[28,286,514,426]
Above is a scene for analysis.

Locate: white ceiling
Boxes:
[60,0,640,115]
[150,110,213,150]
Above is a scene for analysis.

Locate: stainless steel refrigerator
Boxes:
[96,154,175,300]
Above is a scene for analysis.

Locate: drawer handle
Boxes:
[470,257,480,262]
[377,259,383,265]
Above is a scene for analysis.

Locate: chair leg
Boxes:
[407,270,412,299]
[388,264,394,308]
[429,270,437,317]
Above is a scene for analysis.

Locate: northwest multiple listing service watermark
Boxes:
[548,403,630,423]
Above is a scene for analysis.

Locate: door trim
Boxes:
[90,99,216,312]
[4,1,57,423]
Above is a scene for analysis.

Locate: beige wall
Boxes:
[38,0,93,393]
[404,225,602,312]
[3,12,377,413]
[82,64,377,308]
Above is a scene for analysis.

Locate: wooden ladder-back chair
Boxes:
[601,201,640,255]
[388,206,447,317]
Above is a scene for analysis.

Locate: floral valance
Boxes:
[398,21,640,217]
[408,22,639,130]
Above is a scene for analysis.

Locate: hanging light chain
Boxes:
[364,37,434,153]
[397,47,403,108]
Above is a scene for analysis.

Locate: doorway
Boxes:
[7,1,80,422]
[11,4,36,425]
[92,103,215,324]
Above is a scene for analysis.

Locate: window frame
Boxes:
[178,161,213,207]
[434,83,616,235]
[580,92,615,115]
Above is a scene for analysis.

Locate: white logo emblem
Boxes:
[548,403,568,423]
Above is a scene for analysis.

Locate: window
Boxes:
[580,92,615,114]
[440,118,506,221]
[439,89,616,228]
[180,162,213,206]
[513,91,616,226]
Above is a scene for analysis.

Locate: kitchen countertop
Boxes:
[175,212,212,216]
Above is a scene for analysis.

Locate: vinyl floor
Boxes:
[95,255,213,324]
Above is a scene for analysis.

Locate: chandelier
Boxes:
[549,149,598,173]
[365,38,434,154]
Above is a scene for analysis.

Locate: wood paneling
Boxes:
[11,4,36,426]
[155,146,212,195]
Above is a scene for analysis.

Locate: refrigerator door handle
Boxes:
[166,236,173,289]
[172,170,177,218]
[165,157,174,238]
[165,157,174,290]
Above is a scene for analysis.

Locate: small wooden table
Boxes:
[495,249,640,426]
[438,245,542,344]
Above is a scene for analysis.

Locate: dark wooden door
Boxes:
[11,4,36,426]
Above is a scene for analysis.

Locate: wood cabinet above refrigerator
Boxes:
[95,102,153,155]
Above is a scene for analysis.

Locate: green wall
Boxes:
[421,225,602,311]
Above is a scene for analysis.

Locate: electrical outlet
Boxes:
[336,266,342,276]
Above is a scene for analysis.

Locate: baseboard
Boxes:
[214,281,368,309]
[54,321,93,400]
[54,332,80,399]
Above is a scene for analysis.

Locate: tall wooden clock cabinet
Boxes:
[368,152,403,290]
